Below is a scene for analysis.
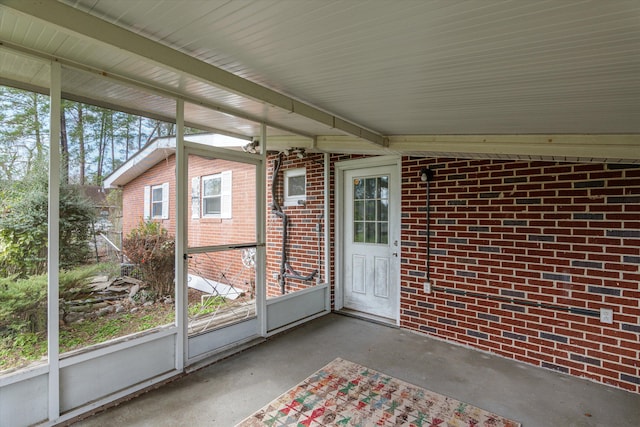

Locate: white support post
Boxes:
[175,99,186,371]
[48,61,61,423]
[257,123,267,336]
[324,152,331,311]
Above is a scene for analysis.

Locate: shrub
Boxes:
[122,221,175,296]
[0,264,104,336]
[0,168,96,277]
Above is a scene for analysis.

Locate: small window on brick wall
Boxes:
[143,183,169,220]
[284,168,306,207]
[191,171,232,219]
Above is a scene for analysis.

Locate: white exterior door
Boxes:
[342,163,400,321]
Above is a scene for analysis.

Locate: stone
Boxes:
[65,313,84,323]
[129,284,140,298]
[97,306,115,317]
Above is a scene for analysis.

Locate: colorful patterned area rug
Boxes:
[236,357,521,427]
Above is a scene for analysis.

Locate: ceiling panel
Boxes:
[1,0,639,162]
[57,0,640,135]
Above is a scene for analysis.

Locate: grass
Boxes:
[1,289,233,373]
[188,295,226,318]
[0,302,175,372]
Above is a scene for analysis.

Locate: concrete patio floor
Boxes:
[71,313,640,426]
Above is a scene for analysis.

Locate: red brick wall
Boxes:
[266,152,325,297]
[400,158,640,393]
[122,155,176,235]
[122,152,640,393]
[122,154,257,293]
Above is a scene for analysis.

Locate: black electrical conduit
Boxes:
[420,167,434,284]
[419,166,599,318]
[272,153,317,294]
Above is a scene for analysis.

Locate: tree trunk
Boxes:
[32,93,43,167]
[110,113,115,172]
[97,111,107,185]
[137,116,143,150]
[78,104,86,185]
[60,104,69,184]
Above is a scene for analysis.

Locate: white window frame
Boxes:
[284,167,306,207]
[201,173,222,217]
[197,170,232,219]
[144,182,169,220]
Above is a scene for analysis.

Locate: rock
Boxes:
[130,307,139,313]
[92,302,109,309]
[89,275,111,291]
[115,304,125,313]
[129,284,140,298]
[164,297,173,304]
[143,301,154,307]
[65,313,84,323]
[97,306,115,317]
[68,304,92,312]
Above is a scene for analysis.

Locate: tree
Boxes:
[0,165,97,277]
[0,86,50,181]
[1,85,187,186]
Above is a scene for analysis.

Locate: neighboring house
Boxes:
[74,185,121,262]
[103,133,322,299]
[74,185,116,231]
[103,134,258,298]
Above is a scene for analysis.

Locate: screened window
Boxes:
[353,175,389,244]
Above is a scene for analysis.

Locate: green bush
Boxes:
[0,264,104,336]
[122,221,175,296]
[0,167,96,277]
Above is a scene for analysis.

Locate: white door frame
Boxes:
[334,155,402,325]
[182,142,265,365]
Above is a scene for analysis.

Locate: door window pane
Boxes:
[354,201,365,221]
[365,200,376,221]
[378,200,388,221]
[354,178,364,199]
[365,178,376,199]
[365,223,376,243]
[354,222,365,242]
[353,174,389,245]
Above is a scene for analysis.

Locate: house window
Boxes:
[143,183,169,220]
[151,185,164,217]
[191,171,232,219]
[284,168,306,207]
[202,174,222,216]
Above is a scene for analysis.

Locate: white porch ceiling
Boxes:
[0,0,639,162]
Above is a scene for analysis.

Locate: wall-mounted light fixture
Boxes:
[420,167,434,182]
